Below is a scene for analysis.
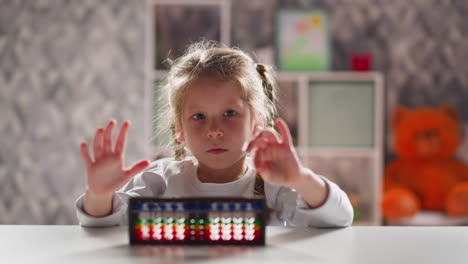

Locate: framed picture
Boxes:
[149,0,231,71]
[276,10,330,72]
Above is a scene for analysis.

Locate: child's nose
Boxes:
[207,129,223,138]
[207,123,224,138]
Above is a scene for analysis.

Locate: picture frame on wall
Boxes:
[150,0,231,71]
[276,10,331,72]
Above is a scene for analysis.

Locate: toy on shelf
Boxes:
[129,197,266,245]
[350,53,372,71]
[382,105,468,223]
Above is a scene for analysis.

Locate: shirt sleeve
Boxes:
[75,161,167,227]
[267,172,354,228]
[75,192,129,227]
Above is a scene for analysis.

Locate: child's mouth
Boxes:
[207,148,228,154]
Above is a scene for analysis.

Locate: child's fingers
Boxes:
[93,128,104,160]
[245,129,280,153]
[276,118,293,147]
[123,160,151,180]
[114,121,130,154]
[253,148,266,171]
[80,142,93,168]
[261,143,284,164]
[261,130,282,144]
[254,149,275,181]
[261,144,277,161]
[254,144,275,165]
[103,120,116,154]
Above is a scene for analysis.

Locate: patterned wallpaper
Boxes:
[0,0,146,224]
[1,0,467,224]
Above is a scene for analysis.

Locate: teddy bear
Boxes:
[382,104,468,221]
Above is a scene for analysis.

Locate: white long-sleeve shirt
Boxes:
[75,157,353,227]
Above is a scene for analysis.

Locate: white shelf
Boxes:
[277,72,384,226]
[296,147,378,157]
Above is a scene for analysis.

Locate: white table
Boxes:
[0,225,467,264]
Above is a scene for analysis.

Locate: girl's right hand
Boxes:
[80,120,150,198]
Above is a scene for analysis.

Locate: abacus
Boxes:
[129,197,266,245]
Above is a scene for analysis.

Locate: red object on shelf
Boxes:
[351,53,372,71]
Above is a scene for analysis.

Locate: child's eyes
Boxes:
[191,110,236,120]
[224,110,237,117]
[192,113,205,120]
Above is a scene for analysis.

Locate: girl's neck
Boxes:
[196,156,248,184]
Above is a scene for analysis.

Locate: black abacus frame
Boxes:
[128,197,266,245]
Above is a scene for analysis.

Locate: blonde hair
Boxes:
[156,41,278,160]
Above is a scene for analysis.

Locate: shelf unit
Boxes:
[276,72,384,226]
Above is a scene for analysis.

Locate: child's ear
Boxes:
[174,122,185,142]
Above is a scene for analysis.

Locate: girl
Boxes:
[76,41,353,227]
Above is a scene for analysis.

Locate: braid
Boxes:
[256,63,273,101]
[171,124,186,161]
[253,63,279,198]
[254,173,275,222]
[253,173,265,196]
[256,63,278,128]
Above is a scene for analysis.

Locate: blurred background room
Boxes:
[1,0,468,225]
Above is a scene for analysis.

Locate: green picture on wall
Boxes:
[277,10,330,71]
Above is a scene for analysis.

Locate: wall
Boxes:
[0,0,146,224]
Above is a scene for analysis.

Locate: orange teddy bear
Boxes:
[382,104,468,221]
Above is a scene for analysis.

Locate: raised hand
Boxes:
[245,118,304,188]
[245,118,328,208]
[80,120,150,197]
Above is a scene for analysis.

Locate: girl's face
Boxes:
[176,77,257,171]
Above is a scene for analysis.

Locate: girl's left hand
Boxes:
[245,118,305,189]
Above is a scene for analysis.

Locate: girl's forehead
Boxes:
[189,76,241,89]
[185,77,243,97]
[182,79,250,109]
